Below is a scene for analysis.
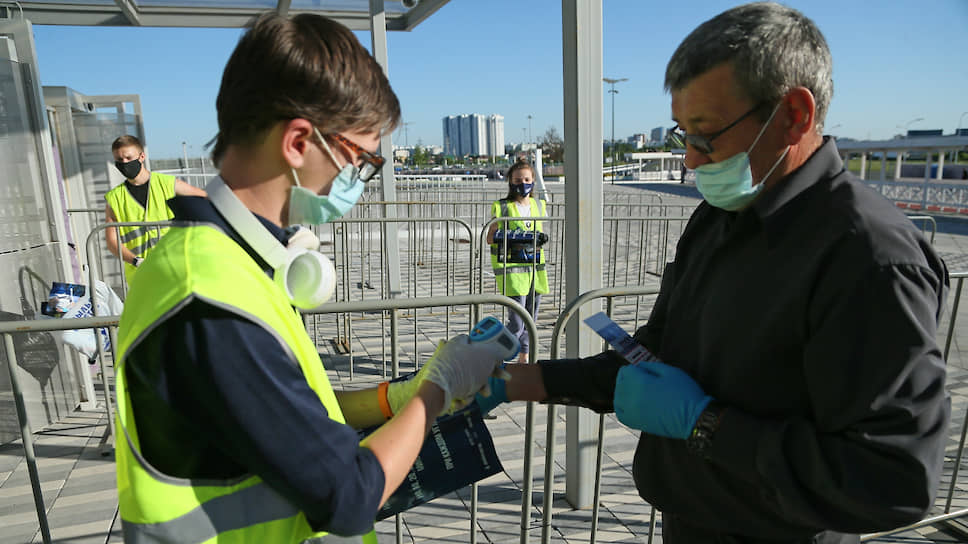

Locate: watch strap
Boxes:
[686,400,726,457]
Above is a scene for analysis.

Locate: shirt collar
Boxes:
[749,136,844,221]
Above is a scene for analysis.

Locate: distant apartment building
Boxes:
[628,133,648,149]
[442,113,505,157]
[650,126,668,146]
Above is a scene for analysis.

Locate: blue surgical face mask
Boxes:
[694,103,789,211]
[288,128,366,225]
[513,182,534,197]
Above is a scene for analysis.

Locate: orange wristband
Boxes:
[377,381,393,420]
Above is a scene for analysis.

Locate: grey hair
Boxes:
[664,2,833,132]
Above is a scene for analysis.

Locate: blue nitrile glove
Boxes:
[474,374,508,415]
[613,362,712,440]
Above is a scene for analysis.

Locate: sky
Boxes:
[31,0,968,159]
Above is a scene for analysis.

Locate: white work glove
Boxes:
[387,334,512,416]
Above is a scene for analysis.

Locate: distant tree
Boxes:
[412,145,428,165]
[539,126,564,163]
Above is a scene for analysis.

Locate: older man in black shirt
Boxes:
[482,3,950,543]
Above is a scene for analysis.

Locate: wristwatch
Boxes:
[132,256,144,267]
[686,400,726,457]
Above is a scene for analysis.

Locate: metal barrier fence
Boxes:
[84,220,173,300]
[477,216,689,317]
[907,214,938,244]
[2,294,538,544]
[859,269,968,541]
[311,218,477,379]
[2,314,121,544]
[867,179,968,214]
[539,280,968,544]
[8,272,968,543]
[543,285,661,544]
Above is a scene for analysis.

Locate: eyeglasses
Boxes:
[667,103,764,155]
[328,132,385,182]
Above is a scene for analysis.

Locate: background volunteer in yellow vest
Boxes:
[114,13,506,544]
[486,160,548,363]
[105,134,207,280]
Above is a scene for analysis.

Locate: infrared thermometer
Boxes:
[469,316,521,361]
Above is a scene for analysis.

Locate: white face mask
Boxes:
[693,103,789,211]
[288,128,365,225]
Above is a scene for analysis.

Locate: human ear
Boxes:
[782,87,815,146]
[280,118,316,170]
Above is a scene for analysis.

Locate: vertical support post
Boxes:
[895,150,905,181]
[4,333,53,544]
[369,0,402,298]
[936,148,945,179]
[561,0,603,509]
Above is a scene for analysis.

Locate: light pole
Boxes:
[527,114,533,143]
[603,77,628,183]
[181,141,188,173]
[896,117,924,137]
[957,111,968,136]
[400,121,414,147]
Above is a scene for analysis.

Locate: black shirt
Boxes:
[124,179,149,209]
[124,195,385,536]
[541,138,950,538]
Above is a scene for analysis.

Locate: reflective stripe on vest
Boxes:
[493,264,546,275]
[121,481,300,544]
[115,224,358,543]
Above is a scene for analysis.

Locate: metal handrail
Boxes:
[543,285,661,544]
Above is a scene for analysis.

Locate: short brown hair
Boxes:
[211,13,401,164]
[111,135,143,153]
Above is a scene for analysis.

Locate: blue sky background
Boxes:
[32,0,968,159]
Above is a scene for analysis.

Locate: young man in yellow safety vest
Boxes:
[105,134,206,281]
[113,13,506,544]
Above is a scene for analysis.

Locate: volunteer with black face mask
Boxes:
[486,159,548,363]
[105,135,206,282]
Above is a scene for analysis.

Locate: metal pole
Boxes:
[611,88,616,180]
[181,141,188,173]
[4,333,53,544]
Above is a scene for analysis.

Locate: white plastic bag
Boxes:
[61,281,124,359]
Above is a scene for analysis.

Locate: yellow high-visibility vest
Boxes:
[104,171,176,280]
[115,223,376,544]
[490,197,549,296]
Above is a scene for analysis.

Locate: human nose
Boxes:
[683,145,711,170]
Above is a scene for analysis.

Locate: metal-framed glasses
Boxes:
[329,132,385,182]
[667,103,764,155]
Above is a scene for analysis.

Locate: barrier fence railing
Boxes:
[1,314,121,544]
[477,216,689,321]
[543,285,661,544]
[1,295,538,544]
[539,278,968,544]
[311,218,476,380]
[860,269,968,541]
[906,214,938,244]
[84,220,174,301]
[308,294,539,544]
[7,272,968,543]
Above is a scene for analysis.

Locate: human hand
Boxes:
[388,335,510,416]
[613,362,711,440]
[474,374,509,415]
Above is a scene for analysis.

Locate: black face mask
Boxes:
[512,182,534,197]
[115,159,142,180]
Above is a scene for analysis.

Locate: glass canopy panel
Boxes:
[15,0,432,29]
